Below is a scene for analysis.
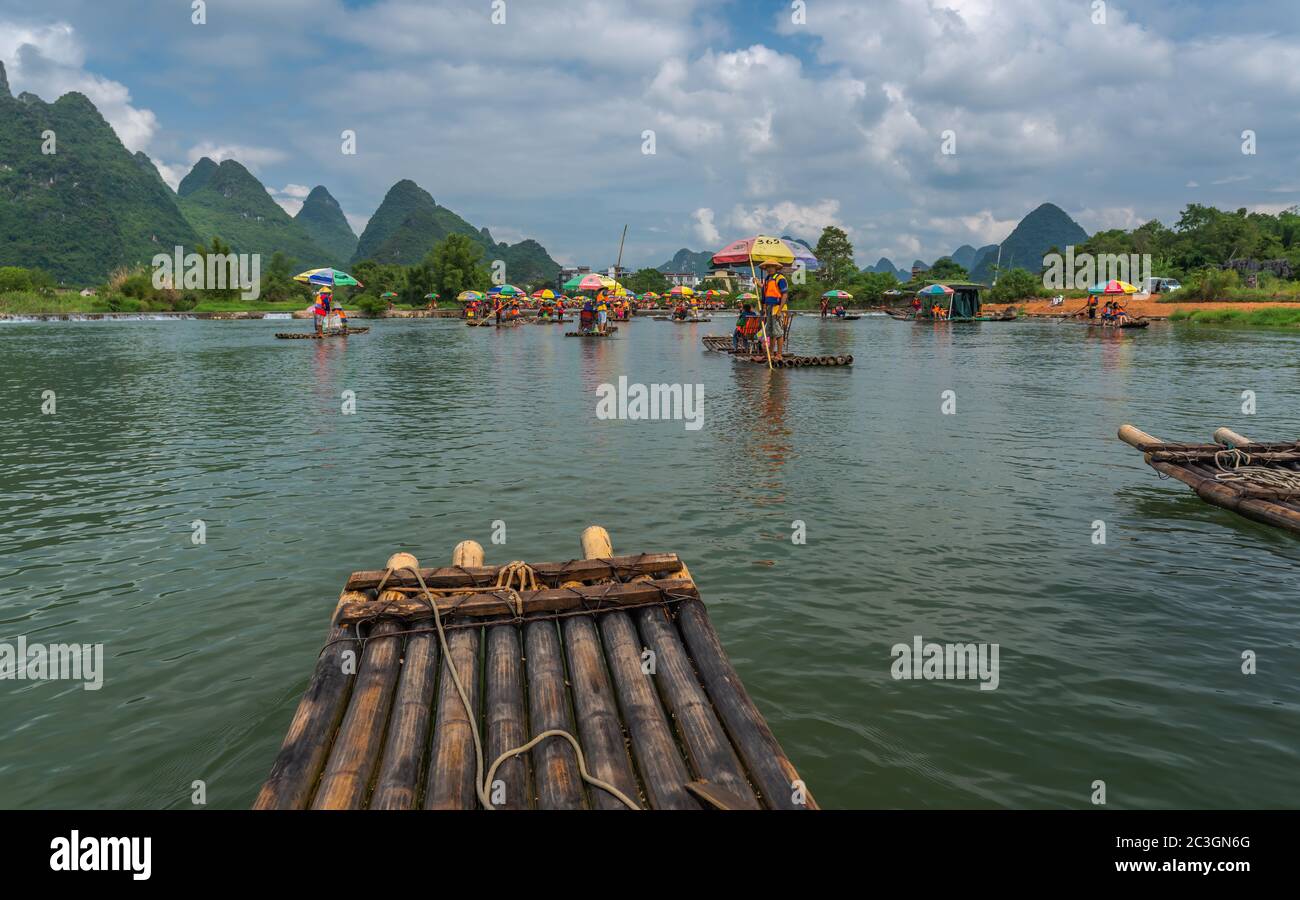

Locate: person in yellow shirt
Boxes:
[595,289,609,334]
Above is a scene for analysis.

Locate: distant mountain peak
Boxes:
[296,185,357,265]
[177,157,219,197]
[0,61,9,98]
[656,248,714,274]
[970,202,1087,282]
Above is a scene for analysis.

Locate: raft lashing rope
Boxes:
[374,561,642,810]
[1213,448,1300,496]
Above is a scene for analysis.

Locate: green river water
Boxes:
[1,315,1297,809]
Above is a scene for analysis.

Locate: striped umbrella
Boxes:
[822,289,854,300]
[532,288,558,300]
[457,290,485,302]
[1089,280,1138,295]
[918,284,954,296]
[295,267,362,287]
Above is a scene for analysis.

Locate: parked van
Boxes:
[1144,277,1182,294]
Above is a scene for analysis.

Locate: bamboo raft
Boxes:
[701,334,853,367]
[275,328,369,339]
[1119,425,1300,534]
[254,527,815,810]
[565,327,618,337]
[1074,318,1149,329]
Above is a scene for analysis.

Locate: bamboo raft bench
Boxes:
[275,328,369,339]
[701,335,852,367]
[254,527,814,810]
[1119,424,1300,535]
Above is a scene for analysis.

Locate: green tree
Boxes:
[625,267,669,295]
[925,257,969,281]
[813,226,856,288]
[987,267,1040,302]
[848,271,902,305]
[431,232,491,299]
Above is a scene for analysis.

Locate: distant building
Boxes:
[662,271,703,288]
[79,288,96,297]
[557,265,591,290]
[910,264,928,281]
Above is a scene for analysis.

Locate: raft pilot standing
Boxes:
[758,260,789,357]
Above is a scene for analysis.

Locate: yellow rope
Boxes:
[1213,448,1300,493]
[380,561,641,810]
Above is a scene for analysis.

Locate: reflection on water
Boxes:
[0,317,1298,809]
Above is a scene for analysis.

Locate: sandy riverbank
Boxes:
[983,297,1300,319]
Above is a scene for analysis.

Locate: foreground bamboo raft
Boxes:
[1119,424,1300,535]
[255,526,815,810]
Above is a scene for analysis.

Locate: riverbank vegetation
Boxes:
[1168,307,1300,328]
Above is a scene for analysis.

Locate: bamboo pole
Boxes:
[524,616,586,809]
[252,591,362,809]
[484,615,530,809]
[675,598,817,809]
[585,526,698,809]
[370,552,439,810]
[424,542,483,810]
[1214,427,1254,447]
[309,552,411,809]
[634,604,760,808]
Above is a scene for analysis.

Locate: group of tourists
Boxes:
[1084,295,1131,325]
[311,289,349,333]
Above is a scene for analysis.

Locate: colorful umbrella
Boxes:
[918,284,955,296]
[737,292,758,301]
[575,273,617,292]
[712,235,795,267]
[822,289,854,299]
[532,288,558,300]
[380,291,399,299]
[711,235,821,271]
[424,292,440,300]
[668,285,696,297]
[457,290,485,302]
[295,267,362,287]
[642,292,660,300]
[1089,280,1138,295]
[489,284,525,297]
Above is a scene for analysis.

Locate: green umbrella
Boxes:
[380,291,399,299]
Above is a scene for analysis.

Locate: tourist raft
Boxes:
[701,334,852,367]
[1119,425,1300,535]
[254,526,814,810]
[275,328,369,339]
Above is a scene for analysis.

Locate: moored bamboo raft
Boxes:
[564,326,618,337]
[1118,424,1300,534]
[254,526,815,810]
[275,328,369,339]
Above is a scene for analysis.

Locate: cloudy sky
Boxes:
[1,0,1296,268]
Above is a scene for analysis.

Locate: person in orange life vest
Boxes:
[336,305,348,330]
[1087,295,1099,319]
[758,260,789,356]
[911,296,922,314]
[312,289,332,333]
